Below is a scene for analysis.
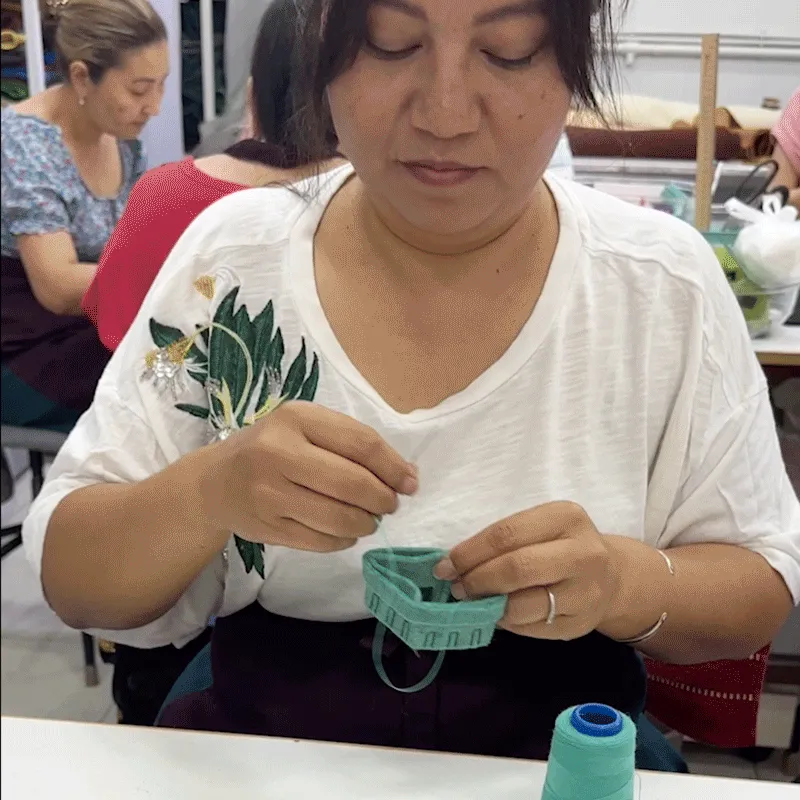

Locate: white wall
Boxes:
[614,0,800,107]
[615,51,799,108]
[139,0,185,169]
[622,0,800,39]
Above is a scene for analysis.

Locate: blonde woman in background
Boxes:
[1,0,167,433]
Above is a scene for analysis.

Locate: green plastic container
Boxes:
[702,231,772,338]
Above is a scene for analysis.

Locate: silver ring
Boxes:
[545,588,557,626]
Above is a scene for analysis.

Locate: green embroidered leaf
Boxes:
[256,328,285,410]
[234,535,265,579]
[208,287,239,384]
[235,535,254,572]
[231,306,256,425]
[252,544,265,579]
[150,319,206,367]
[188,327,209,386]
[268,328,285,373]
[208,288,257,422]
[282,340,307,400]
[175,403,210,419]
[250,300,274,385]
[298,354,320,401]
[149,319,184,348]
[187,365,208,386]
[209,392,223,421]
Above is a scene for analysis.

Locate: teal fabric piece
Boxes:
[362,547,507,652]
[635,715,689,773]
[363,547,508,694]
[154,642,213,726]
[371,625,447,694]
[1,365,79,433]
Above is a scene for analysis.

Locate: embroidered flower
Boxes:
[205,378,238,441]
[248,368,285,424]
[193,275,216,300]
[166,336,195,363]
[142,348,187,399]
[144,285,321,580]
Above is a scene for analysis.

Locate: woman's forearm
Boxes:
[769,144,799,195]
[26,260,95,316]
[41,447,230,631]
[60,261,97,315]
[597,537,793,664]
[17,233,98,316]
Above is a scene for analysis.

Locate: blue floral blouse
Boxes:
[1,107,146,261]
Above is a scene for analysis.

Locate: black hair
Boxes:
[248,0,338,168]
[290,0,627,164]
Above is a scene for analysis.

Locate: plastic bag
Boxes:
[723,197,800,289]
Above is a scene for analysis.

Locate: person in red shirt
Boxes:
[81,0,341,352]
[81,0,340,728]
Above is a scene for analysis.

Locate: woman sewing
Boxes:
[1,0,167,432]
[25,0,799,761]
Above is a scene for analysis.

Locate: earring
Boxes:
[78,97,85,106]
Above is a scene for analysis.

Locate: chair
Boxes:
[1,425,99,687]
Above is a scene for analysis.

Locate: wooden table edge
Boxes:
[757,353,800,367]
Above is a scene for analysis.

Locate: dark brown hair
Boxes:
[45,0,166,83]
[288,0,627,164]
[247,0,338,167]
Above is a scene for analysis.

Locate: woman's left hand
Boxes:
[433,502,620,641]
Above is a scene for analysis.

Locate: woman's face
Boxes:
[76,41,169,140]
[327,0,571,239]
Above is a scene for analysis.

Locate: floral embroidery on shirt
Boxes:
[142,281,320,578]
[193,275,216,300]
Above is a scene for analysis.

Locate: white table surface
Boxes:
[1,716,796,799]
[753,325,800,356]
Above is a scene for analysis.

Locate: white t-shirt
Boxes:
[23,165,800,649]
[546,133,575,180]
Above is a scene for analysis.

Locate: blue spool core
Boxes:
[570,704,623,738]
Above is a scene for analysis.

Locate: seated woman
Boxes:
[80,0,341,728]
[82,0,341,353]
[0,0,167,432]
[24,0,799,763]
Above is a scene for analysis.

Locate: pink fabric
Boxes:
[774,87,800,174]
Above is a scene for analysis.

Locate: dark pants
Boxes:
[1,366,82,433]
[159,602,647,761]
[110,629,212,726]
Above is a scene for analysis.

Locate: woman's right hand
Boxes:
[195,402,418,553]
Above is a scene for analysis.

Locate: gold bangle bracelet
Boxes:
[615,549,674,645]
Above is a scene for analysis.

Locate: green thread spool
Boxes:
[541,704,636,800]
